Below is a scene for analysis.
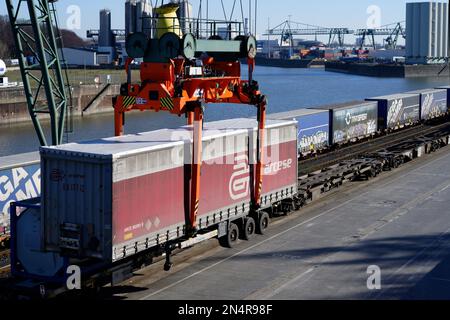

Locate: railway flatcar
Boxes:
[366,93,421,131]
[268,109,330,157]
[406,88,448,121]
[11,118,298,283]
[312,101,379,146]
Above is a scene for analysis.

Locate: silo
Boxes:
[176,0,193,35]
[125,0,137,35]
[406,1,448,64]
[136,0,153,36]
[99,9,112,47]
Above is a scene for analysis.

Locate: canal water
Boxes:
[1,66,450,157]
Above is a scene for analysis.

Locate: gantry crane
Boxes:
[5,0,72,146]
[264,19,353,48]
[384,22,406,50]
[113,3,266,235]
[265,19,406,51]
[354,22,406,50]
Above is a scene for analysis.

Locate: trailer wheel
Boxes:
[241,217,256,241]
[256,211,270,235]
[219,222,240,248]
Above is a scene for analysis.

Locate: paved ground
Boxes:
[113,147,450,300]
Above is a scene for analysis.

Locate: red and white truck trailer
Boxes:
[10,118,298,292]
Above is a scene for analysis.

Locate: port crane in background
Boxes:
[355,22,406,50]
[384,22,406,50]
[264,20,354,48]
[114,1,265,237]
[265,19,406,50]
[5,0,72,146]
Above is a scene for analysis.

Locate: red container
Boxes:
[41,119,298,262]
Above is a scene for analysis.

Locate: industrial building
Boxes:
[59,48,98,66]
[97,9,117,65]
[177,0,193,34]
[70,0,194,66]
[99,9,113,48]
[125,0,153,36]
[406,1,449,64]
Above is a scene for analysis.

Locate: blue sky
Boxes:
[0,0,442,39]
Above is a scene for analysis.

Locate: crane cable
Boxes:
[254,0,258,35]
[197,0,202,21]
[240,0,245,28]
[229,0,237,21]
[220,0,228,21]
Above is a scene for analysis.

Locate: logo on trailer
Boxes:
[388,99,403,125]
[50,169,64,182]
[0,165,41,232]
[229,154,250,201]
[345,111,368,126]
[345,112,352,125]
[264,159,293,176]
[300,131,328,153]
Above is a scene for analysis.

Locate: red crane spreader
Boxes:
[113,11,266,236]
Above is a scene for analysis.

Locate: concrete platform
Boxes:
[115,146,450,300]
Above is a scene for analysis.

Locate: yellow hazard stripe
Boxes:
[160,97,174,110]
[194,200,200,215]
[161,98,173,110]
[122,96,136,107]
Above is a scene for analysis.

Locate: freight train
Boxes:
[271,87,449,158]
[4,86,450,297]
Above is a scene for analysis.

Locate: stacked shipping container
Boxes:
[407,88,448,120]
[367,93,421,130]
[314,101,379,145]
[269,109,330,155]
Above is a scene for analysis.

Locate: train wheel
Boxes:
[219,222,240,248]
[241,217,256,241]
[256,211,270,235]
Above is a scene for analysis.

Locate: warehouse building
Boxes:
[59,48,98,67]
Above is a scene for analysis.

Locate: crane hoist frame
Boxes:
[113,30,266,235]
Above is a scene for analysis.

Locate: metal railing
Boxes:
[143,17,245,40]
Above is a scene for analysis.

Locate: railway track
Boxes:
[299,121,450,175]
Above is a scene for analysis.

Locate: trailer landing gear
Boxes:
[164,243,173,272]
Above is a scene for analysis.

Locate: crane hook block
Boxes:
[126,32,148,59]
